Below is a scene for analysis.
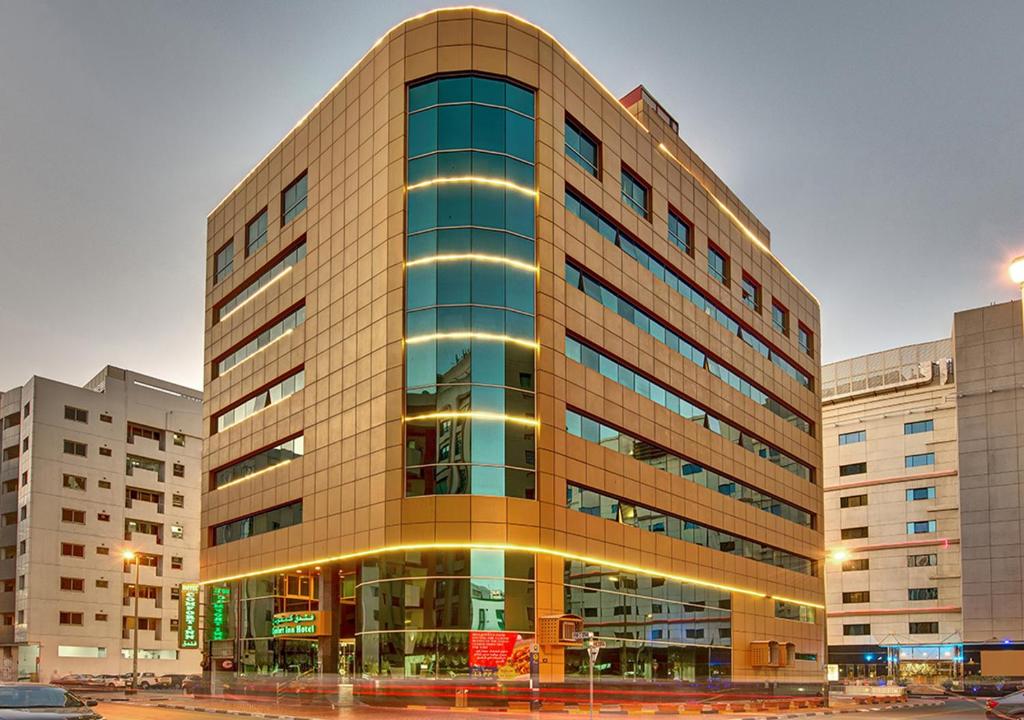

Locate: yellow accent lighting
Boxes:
[405,253,538,274]
[218,266,294,322]
[829,549,850,563]
[214,459,296,491]
[405,332,539,350]
[122,550,136,561]
[218,328,293,377]
[404,411,539,427]
[199,541,824,610]
[406,175,536,197]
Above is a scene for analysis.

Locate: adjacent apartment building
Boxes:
[0,367,202,681]
[823,299,1024,682]
[200,8,825,702]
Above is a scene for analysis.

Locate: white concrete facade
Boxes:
[0,367,202,681]
[821,340,962,679]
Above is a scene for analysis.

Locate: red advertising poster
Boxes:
[469,631,525,675]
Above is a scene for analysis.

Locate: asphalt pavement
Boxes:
[92,697,996,720]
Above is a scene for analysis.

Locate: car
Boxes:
[156,674,187,689]
[181,675,209,695]
[123,672,160,689]
[989,689,1024,717]
[97,675,125,689]
[0,683,102,719]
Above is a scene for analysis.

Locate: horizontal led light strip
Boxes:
[404,411,539,428]
[405,253,538,274]
[214,458,297,491]
[405,175,537,197]
[405,332,538,350]
[200,541,823,610]
[219,266,293,322]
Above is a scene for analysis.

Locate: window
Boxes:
[62,474,86,491]
[2,512,14,527]
[215,368,306,432]
[771,301,789,335]
[60,543,84,558]
[173,463,184,478]
[2,580,12,592]
[98,480,111,489]
[21,437,28,452]
[63,440,86,457]
[96,579,109,588]
[95,613,108,622]
[126,519,161,537]
[281,172,308,225]
[667,210,691,254]
[17,576,24,590]
[908,553,938,567]
[172,494,184,508]
[170,586,180,601]
[97,512,110,522]
[19,506,26,521]
[909,587,938,601]
[212,501,303,545]
[173,433,185,447]
[905,419,934,435]
[214,241,234,284]
[1,446,18,462]
[170,556,183,570]
[909,622,939,634]
[59,612,83,626]
[17,541,24,555]
[907,487,936,501]
[100,413,112,423]
[0,413,17,431]
[23,402,29,419]
[564,117,598,176]
[840,494,868,508]
[64,406,88,423]
[213,435,304,489]
[246,208,269,256]
[98,447,111,457]
[96,546,109,555]
[906,452,935,468]
[61,508,85,524]
[620,167,648,218]
[215,304,306,376]
[707,245,728,284]
[843,624,870,636]
[841,526,869,539]
[2,547,14,560]
[60,577,84,592]
[798,324,813,356]
[740,274,761,312]
[839,430,866,445]
[128,423,162,444]
[20,471,27,486]
[842,558,870,571]
[840,462,867,477]
[908,520,936,534]
[1,480,14,494]
[842,591,870,603]
[775,601,816,623]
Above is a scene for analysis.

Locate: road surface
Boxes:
[94,697,994,719]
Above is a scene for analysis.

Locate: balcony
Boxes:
[127,434,163,456]
[125,465,163,485]
[124,530,163,547]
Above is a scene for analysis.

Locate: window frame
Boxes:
[620,164,650,220]
[771,300,790,335]
[707,242,729,285]
[905,419,935,435]
[214,240,234,284]
[281,171,308,226]
[838,430,866,445]
[740,273,761,312]
[798,323,813,357]
[564,114,600,178]
[905,452,935,468]
[839,494,868,508]
[839,462,867,477]
[245,207,269,257]
[667,206,693,256]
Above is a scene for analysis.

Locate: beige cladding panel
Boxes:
[201,8,823,682]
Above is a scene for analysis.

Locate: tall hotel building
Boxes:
[201,8,824,699]
[0,367,202,681]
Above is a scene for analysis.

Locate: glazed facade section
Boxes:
[404,75,538,499]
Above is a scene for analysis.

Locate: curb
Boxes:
[152,703,315,720]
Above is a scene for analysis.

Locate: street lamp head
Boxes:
[1009,255,1024,285]
[122,550,136,561]
[830,549,849,563]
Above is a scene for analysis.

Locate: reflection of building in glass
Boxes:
[201,8,825,702]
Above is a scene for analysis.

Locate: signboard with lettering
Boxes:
[177,583,200,649]
[469,632,532,678]
[209,586,231,641]
[271,611,327,637]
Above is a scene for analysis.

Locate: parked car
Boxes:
[988,689,1024,717]
[121,672,160,689]
[156,674,187,689]
[0,683,102,719]
[181,675,209,695]
[97,676,125,689]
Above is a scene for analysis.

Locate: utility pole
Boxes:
[123,550,141,692]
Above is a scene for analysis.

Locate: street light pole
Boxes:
[123,550,140,692]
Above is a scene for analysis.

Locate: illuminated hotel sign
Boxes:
[209,586,231,641]
[271,611,327,637]
[178,583,200,649]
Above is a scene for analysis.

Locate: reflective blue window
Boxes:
[905,452,935,468]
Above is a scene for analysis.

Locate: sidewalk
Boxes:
[133,694,946,720]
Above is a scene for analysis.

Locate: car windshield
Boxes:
[0,685,83,708]
[1002,690,1024,702]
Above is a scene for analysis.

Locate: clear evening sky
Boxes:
[1,0,1022,391]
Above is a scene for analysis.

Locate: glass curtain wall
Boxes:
[404,75,538,498]
[357,550,535,678]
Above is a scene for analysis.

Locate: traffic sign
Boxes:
[572,631,594,640]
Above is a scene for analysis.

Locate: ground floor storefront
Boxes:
[201,548,822,705]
